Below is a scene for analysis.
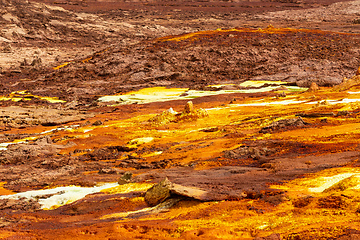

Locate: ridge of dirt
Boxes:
[0,0,360,103]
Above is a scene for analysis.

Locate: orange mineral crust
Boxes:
[2,1,360,237]
[2,75,360,239]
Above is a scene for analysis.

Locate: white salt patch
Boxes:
[41,125,79,134]
[0,183,118,209]
[340,98,360,103]
[0,137,37,151]
[0,125,79,151]
[0,142,14,150]
[98,85,307,104]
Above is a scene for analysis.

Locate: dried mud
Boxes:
[1,0,360,239]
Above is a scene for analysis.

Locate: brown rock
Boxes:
[118,172,133,184]
[183,101,193,114]
[260,163,275,169]
[317,195,346,209]
[260,117,306,133]
[296,112,335,118]
[356,66,360,76]
[307,82,319,92]
[92,120,103,126]
[144,178,172,207]
[171,183,208,200]
[293,196,314,208]
[144,178,209,207]
[148,108,177,126]
[99,168,118,175]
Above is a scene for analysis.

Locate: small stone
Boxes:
[118,171,133,185]
[2,44,12,53]
[307,82,319,92]
[31,56,42,66]
[250,148,261,160]
[20,58,28,67]
[260,117,306,133]
[293,196,314,208]
[144,178,172,207]
[92,120,103,126]
[276,91,286,98]
[261,163,274,169]
[183,101,193,114]
[122,172,132,180]
[144,178,212,207]
[356,66,360,76]
[99,168,118,174]
[148,108,177,126]
[337,110,350,116]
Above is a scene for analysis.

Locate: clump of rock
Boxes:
[148,101,208,126]
[223,145,274,160]
[307,82,319,92]
[260,117,307,133]
[118,172,133,185]
[144,177,208,207]
[148,107,177,126]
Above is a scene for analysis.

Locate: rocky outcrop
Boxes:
[296,112,335,118]
[0,198,41,211]
[144,178,208,207]
[118,172,133,185]
[148,101,208,126]
[307,82,319,92]
[260,117,307,133]
[223,146,274,161]
[144,178,172,207]
[333,75,360,92]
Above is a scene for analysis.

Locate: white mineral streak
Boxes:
[98,81,307,104]
[0,183,119,209]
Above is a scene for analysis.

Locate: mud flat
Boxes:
[1,0,360,239]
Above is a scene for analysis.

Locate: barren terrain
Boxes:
[1,0,360,239]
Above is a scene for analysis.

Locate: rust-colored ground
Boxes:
[2,80,360,239]
[2,0,360,239]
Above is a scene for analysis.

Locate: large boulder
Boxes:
[144,178,208,207]
[144,178,172,207]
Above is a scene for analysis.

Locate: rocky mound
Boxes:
[31,26,360,101]
[0,0,154,45]
[0,0,183,84]
[0,0,359,103]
